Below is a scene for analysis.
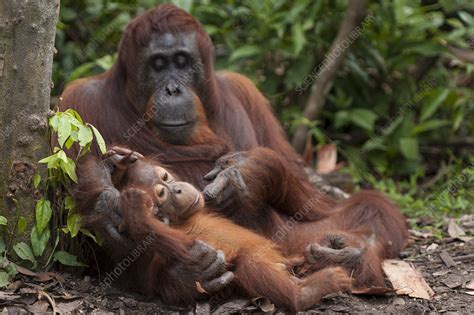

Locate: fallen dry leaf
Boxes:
[27,300,49,313]
[426,243,439,252]
[15,265,64,283]
[441,274,465,289]
[382,259,434,300]
[316,144,337,174]
[432,270,450,277]
[409,229,434,239]
[439,251,456,267]
[56,300,83,313]
[447,219,465,239]
[0,292,21,300]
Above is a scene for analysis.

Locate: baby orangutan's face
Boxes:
[124,159,204,225]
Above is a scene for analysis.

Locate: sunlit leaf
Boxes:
[60,158,78,183]
[78,125,93,147]
[89,124,107,154]
[57,116,72,148]
[67,212,82,238]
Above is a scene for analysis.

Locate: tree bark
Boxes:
[0,1,59,241]
[291,0,368,153]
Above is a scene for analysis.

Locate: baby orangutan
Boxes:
[113,155,352,311]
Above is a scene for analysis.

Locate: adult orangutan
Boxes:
[62,3,408,306]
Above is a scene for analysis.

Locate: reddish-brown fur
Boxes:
[65,4,408,306]
[118,180,351,311]
[235,147,408,288]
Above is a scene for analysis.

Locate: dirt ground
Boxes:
[1,221,473,314]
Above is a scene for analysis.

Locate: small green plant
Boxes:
[0,109,106,287]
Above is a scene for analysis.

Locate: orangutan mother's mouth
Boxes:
[157,120,192,128]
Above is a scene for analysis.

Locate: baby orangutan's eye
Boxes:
[161,172,169,182]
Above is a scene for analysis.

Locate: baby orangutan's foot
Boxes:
[298,267,352,310]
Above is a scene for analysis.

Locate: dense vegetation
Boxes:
[53,0,474,223]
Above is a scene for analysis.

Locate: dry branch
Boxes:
[292,0,369,153]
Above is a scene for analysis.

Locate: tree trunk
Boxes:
[0,1,59,241]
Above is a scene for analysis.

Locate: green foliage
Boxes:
[0,110,105,286]
[52,1,474,219]
[0,256,18,288]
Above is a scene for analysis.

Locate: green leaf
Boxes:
[65,136,75,149]
[94,55,115,71]
[38,154,58,164]
[413,119,450,134]
[458,11,474,24]
[45,234,60,268]
[229,45,262,62]
[57,150,68,163]
[33,174,41,189]
[60,7,77,21]
[65,109,84,125]
[31,227,50,257]
[53,251,87,267]
[420,89,449,121]
[49,114,59,131]
[64,196,76,210]
[399,137,420,160]
[6,263,17,278]
[0,272,9,288]
[350,109,378,132]
[17,217,27,235]
[292,22,306,56]
[89,124,107,154]
[57,116,72,148]
[334,111,350,129]
[80,229,97,243]
[0,216,7,225]
[78,125,93,147]
[67,212,82,238]
[67,63,95,83]
[35,199,52,235]
[60,158,78,183]
[13,242,36,265]
[171,0,193,12]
